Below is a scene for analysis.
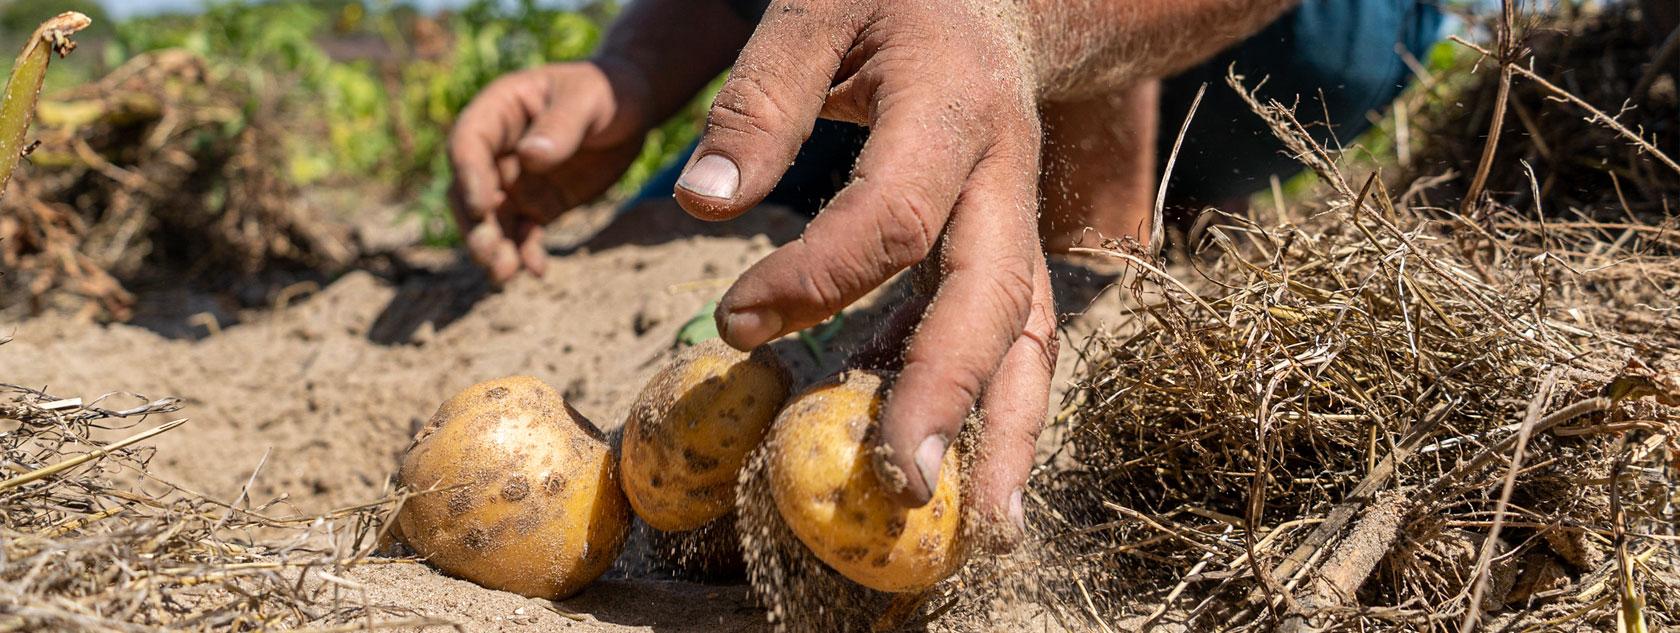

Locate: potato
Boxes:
[621,340,791,532]
[767,370,965,593]
[395,375,629,599]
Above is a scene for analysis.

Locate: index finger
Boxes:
[448,76,545,220]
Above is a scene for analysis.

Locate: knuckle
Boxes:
[797,256,851,315]
[980,253,1036,326]
[901,359,989,420]
[445,127,475,161]
[874,189,939,267]
[942,369,988,415]
[707,73,795,141]
[467,77,525,117]
[482,74,519,98]
[1023,291,1059,370]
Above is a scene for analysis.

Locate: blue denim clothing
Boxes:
[1159,0,1444,204]
[632,0,1444,214]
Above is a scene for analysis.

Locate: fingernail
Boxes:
[913,435,948,501]
[720,307,782,346]
[676,154,739,199]
[516,136,557,160]
[1008,487,1026,533]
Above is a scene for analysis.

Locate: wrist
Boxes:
[595,0,755,131]
[584,54,657,140]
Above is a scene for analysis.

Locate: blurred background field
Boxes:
[0,0,709,247]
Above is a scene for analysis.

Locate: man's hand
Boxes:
[672,0,1056,533]
[448,0,754,284]
[448,60,651,284]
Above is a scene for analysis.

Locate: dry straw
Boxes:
[0,364,449,631]
[1015,4,1680,628]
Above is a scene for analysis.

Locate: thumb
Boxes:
[673,9,854,220]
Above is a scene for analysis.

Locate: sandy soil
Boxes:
[0,198,1126,631]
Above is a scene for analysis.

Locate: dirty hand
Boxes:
[448,60,650,283]
[673,0,1056,533]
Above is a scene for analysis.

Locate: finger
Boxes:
[516,221,548,278]
[671,5,856,220]
[474,217,518,285]
[489,241,520,286]
[449,180,489,262]
[449,75,544,219]
[462,219,500,267]
[458,156,516,273]
[969,255,1057,539]
[876,144,1040,507]
[514,83,599,174]
[450,170,510,275]
[712,106,981,349]
[484,200,522,285]
[450,145,510,274]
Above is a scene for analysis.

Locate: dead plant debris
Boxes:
[0,50,355,322]
[0,358,440,631]
[1013,6,1680,627]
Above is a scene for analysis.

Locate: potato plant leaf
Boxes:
[675,301,719,347]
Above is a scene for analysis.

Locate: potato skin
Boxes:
[768,370,965,593]
[396,376,629,599]
[621,340,791,532]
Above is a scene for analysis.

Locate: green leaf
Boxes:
[676,301,720,347]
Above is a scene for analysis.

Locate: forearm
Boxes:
[595,0,756,129]
[1021,0,1300,100]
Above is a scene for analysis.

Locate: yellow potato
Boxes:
[396,376,629,599]
[767,370,965,593]
[621,339,791,532]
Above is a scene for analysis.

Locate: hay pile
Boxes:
[1408,1,1678,225]
[1024,31,1680,629]
[0,50,354,321]
[0,343,429,631]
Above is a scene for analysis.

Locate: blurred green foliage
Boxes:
[0,0,113,91]
[96,0,708,245]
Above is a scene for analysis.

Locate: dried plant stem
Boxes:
[1153,83,1206,253]
[1451,36,1680,178]
[0,418,186,492]
[1261,402,1452,592]
[1282,492,1414,632]
[1460,370,1560,633]
[1461,0,1517,215]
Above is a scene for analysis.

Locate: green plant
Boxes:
[1,12,90,200]
[100,1,713,246]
